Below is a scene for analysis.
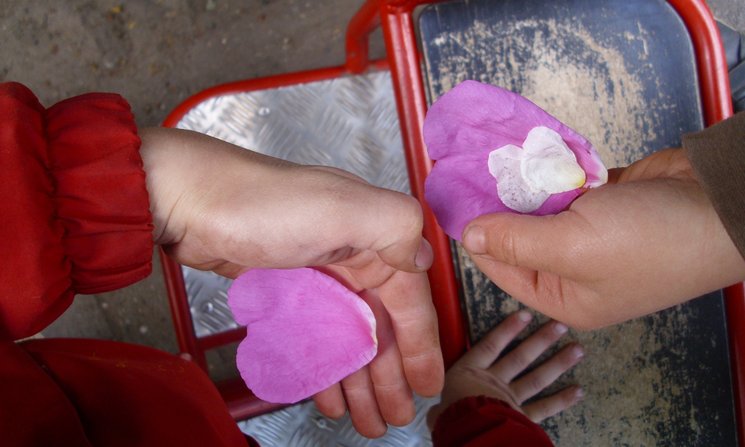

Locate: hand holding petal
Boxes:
[423,81,608,240]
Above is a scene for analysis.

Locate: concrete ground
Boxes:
[2,0,743,444]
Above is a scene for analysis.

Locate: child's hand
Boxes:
[461,148,745,330]
[140,128,443,437]
[427,311,584,430]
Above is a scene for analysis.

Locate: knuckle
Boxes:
[376,193,423,243]
[396,194,424,232]
[477,333,505,355]
[509,351,531,370]
[497,226,520,265]
[526,375,548,393]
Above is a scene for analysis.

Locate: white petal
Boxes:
[521,127,586,194]
[488,144,522,178]
[488,146,550,213]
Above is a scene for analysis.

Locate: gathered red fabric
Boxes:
[1,82,250,446]
[0,82,152,341]
[432,396,555,447]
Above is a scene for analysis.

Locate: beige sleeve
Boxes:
[683,112,745,260]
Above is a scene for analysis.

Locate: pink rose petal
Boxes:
[423,80,607,241]
[228,268,377,404]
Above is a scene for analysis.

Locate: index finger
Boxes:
[374,270,444,397]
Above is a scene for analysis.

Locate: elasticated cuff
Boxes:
[45,92,153,293]
[432,396,554,447]
[0,82,152,340]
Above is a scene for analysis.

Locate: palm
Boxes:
[428,312,583,430]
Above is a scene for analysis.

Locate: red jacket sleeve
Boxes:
[432,396,555,447]
[0,82,153,340]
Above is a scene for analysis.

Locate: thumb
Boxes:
[461,212,575,274]
[354,188,432,273]
[378,236,433,273]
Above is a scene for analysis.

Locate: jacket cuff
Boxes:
[45,92,153,294]
[432,396,554,447]
[683,112,745,260]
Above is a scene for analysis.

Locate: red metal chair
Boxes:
[161,0,744,441]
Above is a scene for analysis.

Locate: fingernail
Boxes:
[572,345,585,359]
[463,226,486,254]
[553,322,568,335]
[517,310,533,322]
[415,239,433,270]
[575,388,585,400]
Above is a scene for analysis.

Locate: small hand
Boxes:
[139,128,444,437]
[427,311,584,430]
[461,149,745,329]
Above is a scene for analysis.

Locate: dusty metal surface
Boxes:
[419,0,736,445]
[182,268,236,338]
[175,71,437,444]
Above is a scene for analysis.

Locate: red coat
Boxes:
[0,82,552,447]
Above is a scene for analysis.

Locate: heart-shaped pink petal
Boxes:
[228,268,377,404]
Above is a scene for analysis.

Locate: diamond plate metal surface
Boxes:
[175,71,436,445]
[175,71,409,338]
[182,267,236,337]
[238,395,439,447]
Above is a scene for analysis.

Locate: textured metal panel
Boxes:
[182,267,236,338]
[238,395,439,447]
[175,71,408,338]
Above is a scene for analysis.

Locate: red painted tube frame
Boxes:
[377,2,469,368]
[668,0,733,124]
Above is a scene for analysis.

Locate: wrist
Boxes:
[139,127,179,246]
